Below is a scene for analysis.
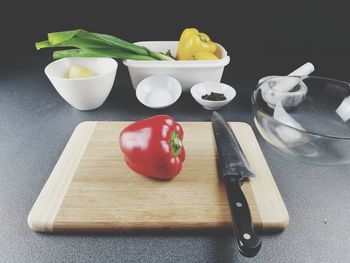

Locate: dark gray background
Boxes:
[1,0,350,79]
[1,1,350,262]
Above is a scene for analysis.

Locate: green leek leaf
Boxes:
[53,48,156,60]
[36,29,174,61]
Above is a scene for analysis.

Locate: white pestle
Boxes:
[258,62,315,92]
[288,62,315,78]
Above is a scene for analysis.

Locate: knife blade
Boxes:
[212,111,261,258]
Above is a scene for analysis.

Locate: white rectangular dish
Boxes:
[123,41,230,92]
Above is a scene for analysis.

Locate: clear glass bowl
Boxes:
[252,76,350,165]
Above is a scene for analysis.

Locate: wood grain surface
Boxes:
[28,121,289,233]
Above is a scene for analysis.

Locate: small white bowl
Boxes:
[190,82,236,110]
[136,75,182,109]
[45,57,118,111]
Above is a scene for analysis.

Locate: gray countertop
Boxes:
[1,57,350,263]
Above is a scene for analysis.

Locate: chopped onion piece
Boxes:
[336,96,350,122]
[273,101,307,145]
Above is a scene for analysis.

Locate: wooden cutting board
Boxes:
[28,121,289,233]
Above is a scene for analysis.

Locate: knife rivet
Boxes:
[236,202,242,207]
[243,233,251,240]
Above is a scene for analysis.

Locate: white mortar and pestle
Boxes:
[257,63,315,146]
[258,62,315,109]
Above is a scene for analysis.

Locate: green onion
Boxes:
[36,38,113,50]
[36,29,174,61]
[53,49,156,60]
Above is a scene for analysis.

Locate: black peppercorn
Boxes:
[201,92,227,101]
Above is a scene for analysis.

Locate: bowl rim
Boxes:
[252,75,350,140]
[135,75,182,109]
[45,57,118,81]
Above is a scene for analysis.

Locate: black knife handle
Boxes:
[224,176,262,257]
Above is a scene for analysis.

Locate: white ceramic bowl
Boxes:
[136,75,182,109]
[191,82,236,110]
[45,57,118,111]
[123,41,230,92]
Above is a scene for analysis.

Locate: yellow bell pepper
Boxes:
[176,28,218,60]
[192,51,219,60]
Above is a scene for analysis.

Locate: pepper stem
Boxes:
[170,131,182,157]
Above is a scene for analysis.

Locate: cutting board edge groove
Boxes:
[232,123,289,231]
[27,121,97,232]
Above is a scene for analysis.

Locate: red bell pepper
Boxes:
[119,115,185,179]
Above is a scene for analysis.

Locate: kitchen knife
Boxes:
[212,111,261,257]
